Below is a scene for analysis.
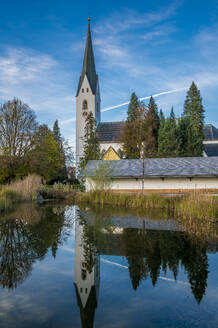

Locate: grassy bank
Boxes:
[77,190,218,221]
[38,182,78,200]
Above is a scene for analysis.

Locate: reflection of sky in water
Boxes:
[0,204,217,328]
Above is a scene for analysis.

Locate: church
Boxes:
[76,21,218,193]
[75,20,218,165]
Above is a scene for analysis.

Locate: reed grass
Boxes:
[0,174,42,202]
[77,190,218,221]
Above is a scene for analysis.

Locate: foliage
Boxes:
[0,99,38,182]
[79,112,101,170]
[0,98,37,157]
[53,119,62,143]
[183,82,205,156]
[177,116,202,156]
[121,104,146,159]
[144,96,160,157]
[29,125,66,183]
[158,107,178,157]
[90,161,113,190]
[127,92,140,122]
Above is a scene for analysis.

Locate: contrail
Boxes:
[101,87,187,113]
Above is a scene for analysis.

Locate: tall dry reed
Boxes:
[3,174,42,201]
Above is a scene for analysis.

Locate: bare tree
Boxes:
[0,98,37,157]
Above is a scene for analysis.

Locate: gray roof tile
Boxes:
[85,157,218,178]
[97,122,125,142]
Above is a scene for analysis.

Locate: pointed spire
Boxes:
[76,19,98,96]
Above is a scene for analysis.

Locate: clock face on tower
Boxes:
[83,111,88,117]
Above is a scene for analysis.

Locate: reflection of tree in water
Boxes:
[122,228,208,303]
[77,213,100,274]
[74,208,210,304]
[0,204,73,290]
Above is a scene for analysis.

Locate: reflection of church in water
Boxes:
[74,219,100,328]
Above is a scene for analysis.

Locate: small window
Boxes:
[82,88,84,93]
[85,288,88,294]
[87,88,89,92]
[80,288,83,293]
[83,100,88,110]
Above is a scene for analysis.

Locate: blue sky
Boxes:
[0,0,218,149]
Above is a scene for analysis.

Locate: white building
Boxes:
[84,157,218,192]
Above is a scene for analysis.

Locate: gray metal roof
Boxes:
[97,122,125,142]
[204,144,218,157]
[84,157,218,178]
[203,124,218,141]
[76,22,98,96]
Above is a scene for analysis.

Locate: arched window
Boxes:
[87,88,89,92]
[83,100,88,110]
[82,88,84,93]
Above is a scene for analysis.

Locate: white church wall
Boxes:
[86,177,218,192]
[74,219,100,308]
[76,75,97,165]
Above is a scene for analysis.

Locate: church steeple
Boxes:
[76,20,98,96]
[75,19,101,167]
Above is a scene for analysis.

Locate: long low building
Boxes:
[84,157,218,193]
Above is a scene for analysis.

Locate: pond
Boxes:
[0,202,217,328]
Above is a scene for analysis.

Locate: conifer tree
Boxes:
[127,92,140,122]
[121,105,145,159]
[177,117,201,157]
[183,82,205,155]
[80,112,101,169]
[158,107,178,157]
[144,97,160,157]
[53,120,61,143]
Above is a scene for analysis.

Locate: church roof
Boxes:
[84,157,218,178]
[97,122,218,145]
[204,144,218,157]
[74,283,98,328]
[203,124,218,141]
[97,122,125,142]
[76,22,98,96]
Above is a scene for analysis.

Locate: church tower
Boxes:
[74,217,100,328]
[76,19,101,166]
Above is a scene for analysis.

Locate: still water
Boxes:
[0,202,217,328]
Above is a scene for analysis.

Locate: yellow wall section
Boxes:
[103,147,120,160]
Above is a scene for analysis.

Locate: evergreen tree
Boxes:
[183,82,205,155]
[53,120,62,143]
[121,105,146,159]
[158,107,178,157]
[127,92,140,122]
[177,117,201,157]
[80,112,101,169]
[144,97,160,157]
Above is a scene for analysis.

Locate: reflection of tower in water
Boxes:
[74,219,100,328]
